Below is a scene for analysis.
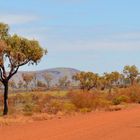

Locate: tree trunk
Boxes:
[3,82,8,115]
[131,78,135,86]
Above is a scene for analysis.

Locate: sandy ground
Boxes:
[1,105,140,140]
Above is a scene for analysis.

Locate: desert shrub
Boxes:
[44,99,63,114]
[95,98,112,109]
[48,91,68,98]
[68,91,96,109]
[23,103,34,116]
[42,99,76,114]
[2,86,140,116]
[116,85,140,103]
[67,91,111,111]
[112,95,129,105]
[106,93,116,101]
[36,94,53,112]
[62,102,77,113]
[112,97,121,105]
[8,94,24,106]
[8,106,18,115]
[129,92,138,102]
[79,108,92,113]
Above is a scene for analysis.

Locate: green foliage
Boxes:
[37,80,46,88]
[104,71,121,89]
[123,65,139,85]
[23,103,34,116]
[43,73,53,89]
[0,23,9,40]
[63,102,76,112]
[79,108,92,113]
[0,23,46,70]
[58,76,71,89]
[73,72,98,91]
[6,35,45,65]
[0,22,46,81]
[113,95,129,105]
[0,22,47,115]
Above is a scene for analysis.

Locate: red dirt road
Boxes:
[1,106,140,140]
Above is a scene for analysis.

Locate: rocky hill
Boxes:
[11,67,80,87]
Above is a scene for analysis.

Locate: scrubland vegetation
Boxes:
[0,84,140,119]
[0,23,140,122]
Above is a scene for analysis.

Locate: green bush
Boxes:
[63,102,77,112]
[45,100,63,114]
[79,108,92,113]
[23,103,34,116]
[112,95,129,105]
[129,92,139,103]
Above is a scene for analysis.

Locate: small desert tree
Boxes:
[33,73,37,88]
[104,71,121,92]
[37,80,46,88]
[73,72,98,91]
[43,73,53,89]
[123,65,139,86]
[97,76,108,90]
[0,23,46,115]
[18,80,24,89]
[58,76,71,89]
[22,73,34,90]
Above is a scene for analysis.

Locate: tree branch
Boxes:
[0,70,3,82]
[7,67,19,80]
[1,65,6,79]
[7,59,29,80]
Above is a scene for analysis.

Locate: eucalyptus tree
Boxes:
[0,23,47,115]
[73,72,99,91]
[97,76,108,90]
[22,73,34,90]
[58,76,71,89]
[43,73,53,89]
[104,71,121,92]
[123,65,139,86]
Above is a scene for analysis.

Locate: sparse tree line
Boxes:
[0,73,72,91]
[2,65,138,93]
[73,65,139,92]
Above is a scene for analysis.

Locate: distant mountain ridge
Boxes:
[11,67,80,86]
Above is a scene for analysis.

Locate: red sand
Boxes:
[1,106,140,140]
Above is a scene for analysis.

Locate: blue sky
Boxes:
[0,0,140,73]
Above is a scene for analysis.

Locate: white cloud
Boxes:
[0,14,38,25]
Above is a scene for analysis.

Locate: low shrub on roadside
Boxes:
[1,86,140,117]
[112,95,130,105]
[113,85,140,104]
[67,91,111,111]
